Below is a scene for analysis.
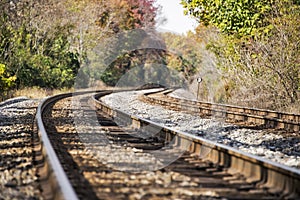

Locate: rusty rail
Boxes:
[141,89,300,132]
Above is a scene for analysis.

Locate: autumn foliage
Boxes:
[0,0,159,97]
[182,0,300,112]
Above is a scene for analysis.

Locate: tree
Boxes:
[181,0,273,37]
[0,0,160,92]
[65,0,159,54]
[78,0,160,87]
[0,0,80,90]
[181,0,300,112]
[161,32,202,80]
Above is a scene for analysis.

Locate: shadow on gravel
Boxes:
[42,104,99,199]
[259,137,300,157]
[0,103,42,199]
[180,122,300,165]
[0,97,29,108]
[0,113,35,126]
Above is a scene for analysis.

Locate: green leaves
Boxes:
[0,20,80,91]
[195,0,300,110]
[181,0,273,37]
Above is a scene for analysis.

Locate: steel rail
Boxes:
[94,91,300,199]
[36,92,78,200]
[141,89,300,132]
[34,89,130,199]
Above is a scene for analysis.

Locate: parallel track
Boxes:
[141,89,300,132]
[36,89,300,199]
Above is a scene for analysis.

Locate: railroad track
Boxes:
[141,89,300,132]
[36,89,300,199]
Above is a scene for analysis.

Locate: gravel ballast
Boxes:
[101,89,300,169]
[0,97,42,199]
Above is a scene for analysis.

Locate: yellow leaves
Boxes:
[0,63,16,91]
[0,64,5,75]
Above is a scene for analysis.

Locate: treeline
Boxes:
[181,0,300,112]
[80,29,202,88]
[2,0,299,112]
[0,0,158,96]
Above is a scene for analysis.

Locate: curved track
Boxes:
[36,89,300,199]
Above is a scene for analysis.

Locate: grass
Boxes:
[1,84,113,101]
[1,86,74,101]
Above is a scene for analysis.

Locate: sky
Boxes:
[155,0,198,34]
